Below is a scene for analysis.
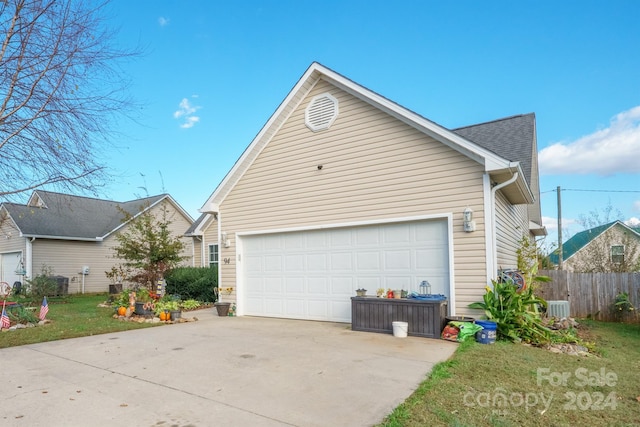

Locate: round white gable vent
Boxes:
[305,93,338,132]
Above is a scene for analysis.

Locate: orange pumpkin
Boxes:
[117,306,127,316]
[159,311,169,321]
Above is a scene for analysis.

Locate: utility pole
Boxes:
[557,186,563,270]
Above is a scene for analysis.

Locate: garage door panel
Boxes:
[332,301,351,322]
[357,276,381,290]
[330,253,353,270]
[265,277,283,293]
[285,277,304,293]
[356,252,381,270]
[331,277,354,295]
[308,300,329,318]
[242,219,449,322]
[385,250,412,269]
[383,223,411,243]
[307,253,327,270]
[330,229,352,247]
[264,255,284,272]
[284,299,305,316]
[356,227,380,245]
[285,254,304,271]
[308,277,329,294]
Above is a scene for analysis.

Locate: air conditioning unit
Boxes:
[547,300,570,318]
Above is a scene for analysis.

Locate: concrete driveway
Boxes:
[1,308,457,427]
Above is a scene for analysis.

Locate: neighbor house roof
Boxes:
[548,220,640,265]
[200,62,535,214]
[185,213,212,237]
[1,191,193,241]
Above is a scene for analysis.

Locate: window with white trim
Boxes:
[611,245,624,264]
[209,244,219,267]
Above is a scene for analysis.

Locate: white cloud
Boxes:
[539,106,640,175]
[626,217,640,227]
[180,116,200,129]
[158,17,170,27]
[542,216,576,231]
[173,97,201,129]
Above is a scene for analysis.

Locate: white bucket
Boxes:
[392,321,408,338]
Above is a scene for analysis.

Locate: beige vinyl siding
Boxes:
[495,190,528,271]
[0,215,25,255]
[218,78,487,311]
[31,200,194,293]
[201,215,218,267]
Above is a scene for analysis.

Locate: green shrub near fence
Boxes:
[164,266,217,302]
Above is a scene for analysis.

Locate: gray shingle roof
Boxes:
[453,113,535,185]
[2,191,167,240]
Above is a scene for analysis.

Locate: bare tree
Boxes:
[0,0,137,198]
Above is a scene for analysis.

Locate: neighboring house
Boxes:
[548,221,640,272]
[198,62,545,321]
[0,191,194,293]
[185,213,219,268]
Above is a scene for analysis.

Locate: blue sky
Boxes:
[97,1,640,251]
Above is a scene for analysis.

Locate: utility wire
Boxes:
[541,188,640,194]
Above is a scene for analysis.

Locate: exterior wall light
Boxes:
[463,207,476,232]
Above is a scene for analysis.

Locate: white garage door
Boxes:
[1,252,22,288]
[241,219,449,322]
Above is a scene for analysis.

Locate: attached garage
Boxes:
[238,218,452,322]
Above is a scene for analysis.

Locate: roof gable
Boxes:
[2,191,192,241]
[201,62,534,213]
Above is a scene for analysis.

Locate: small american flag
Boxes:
[39,296,49,321]
[1,300,10,329]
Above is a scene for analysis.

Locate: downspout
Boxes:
[490,171,519,278]
[26,237,35,279]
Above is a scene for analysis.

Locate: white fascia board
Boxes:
[21,233,102,242]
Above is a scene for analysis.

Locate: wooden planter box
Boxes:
[351,297,448,338]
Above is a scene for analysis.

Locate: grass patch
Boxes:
[0,294,156,349]
[379,321,640,426]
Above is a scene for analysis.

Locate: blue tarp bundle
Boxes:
[408,292,447,301]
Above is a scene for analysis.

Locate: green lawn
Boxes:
[0,293,156,349]
[379,320,640,427]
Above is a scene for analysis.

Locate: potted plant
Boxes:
[214,286,232,316]
[133,288,155,316]
[154,298,180,320]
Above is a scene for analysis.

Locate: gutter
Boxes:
[490,170,519,278]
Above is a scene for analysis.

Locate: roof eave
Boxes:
[21,233,103,242]
[489,163,535,204]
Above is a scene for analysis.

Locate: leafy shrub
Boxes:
[180,299,201,310]
[25,265,59,300]
[8,305,39,324]
[164,266,217,302]
[613,292,637,322]
[469,279,550,344]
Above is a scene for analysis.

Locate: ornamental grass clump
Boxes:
[469,279,550,344]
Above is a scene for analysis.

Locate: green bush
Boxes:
[164,266,217,302]
[25,265,59,300]
[469,279,550,344]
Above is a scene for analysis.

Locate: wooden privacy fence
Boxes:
[536,270,640,321]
